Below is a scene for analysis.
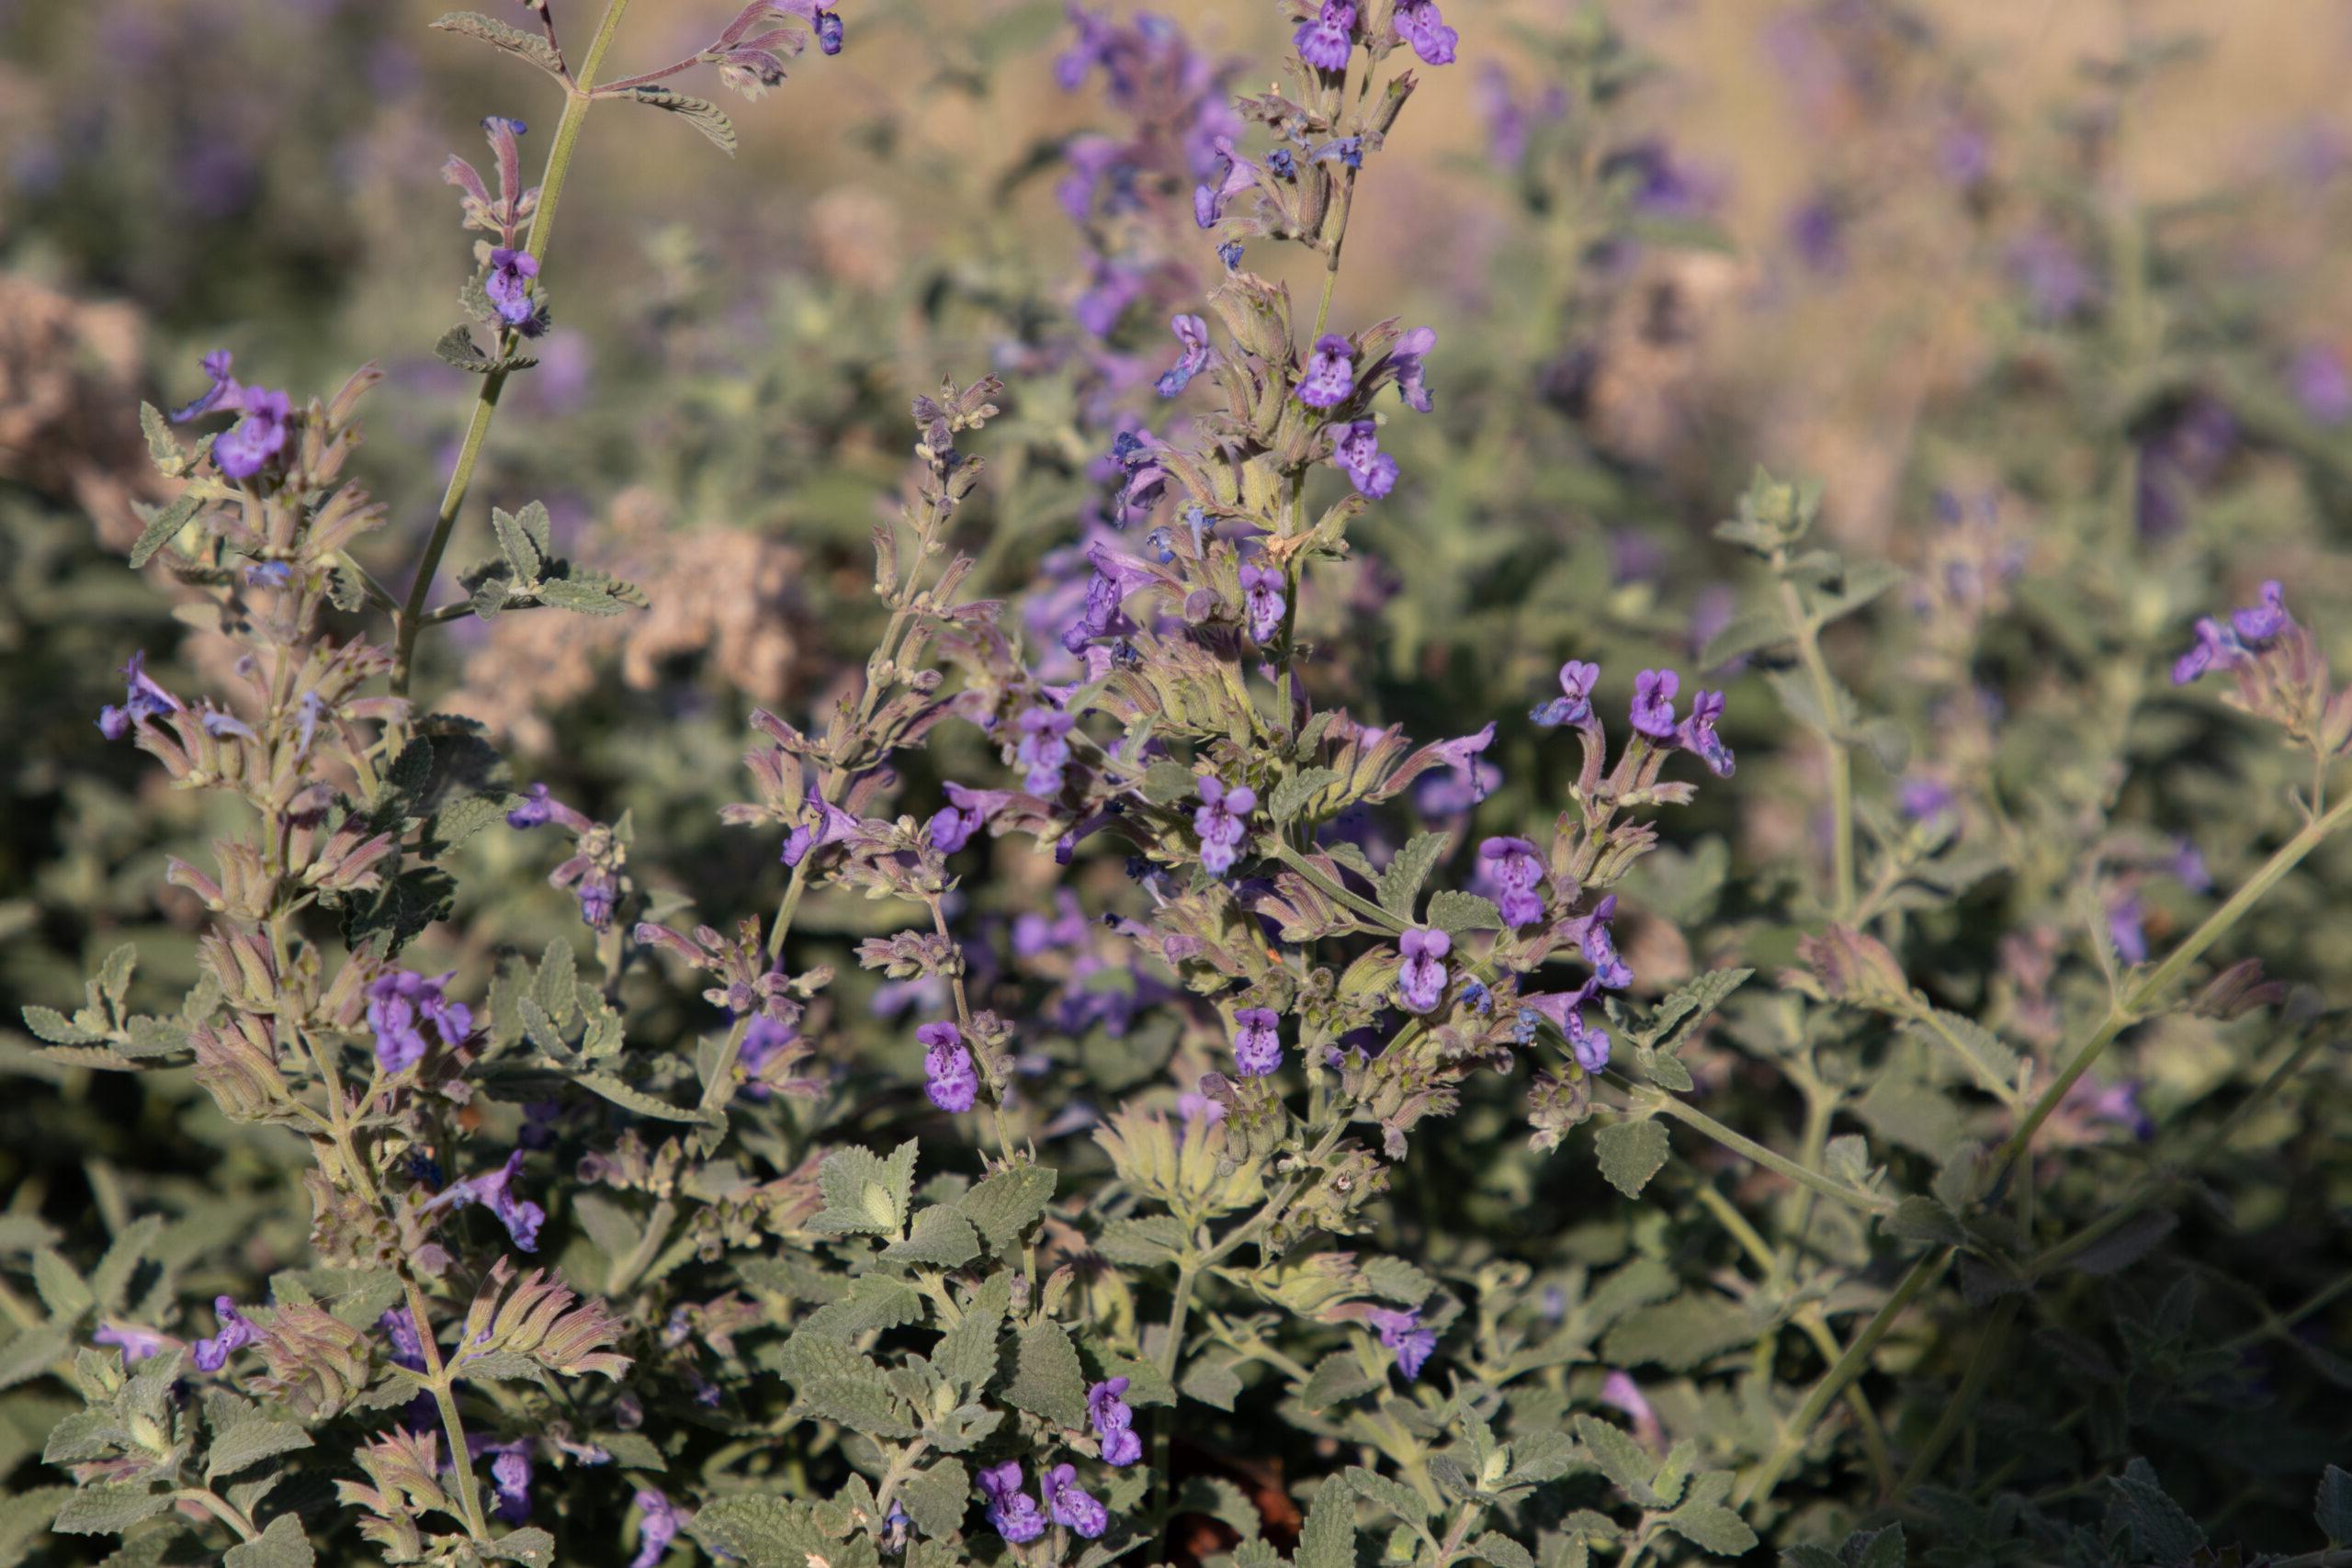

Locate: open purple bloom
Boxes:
[97,649,184,740]
[1368,1306,1439,1379]
[2290,344,2351,424]
[630,1488,682,1568]
[1567,895,1633,989]
[1479,837,1546,927]
[1017,706,1077,795]
[1392,0,1455,64]
[1089,1377,1143,1466]
[479,1440,533,1524]
[1238,563,1285,644]
[192,1296,259,1371]
[1897,773,1956,821]
[1044,1463,1109,1539]
[2108,891,2148,966]
[929,782,1013,854]
[1630,668,1679,739]
[1386,326,1436,412]
[1397,925,1451,1013]
[1334,419,1397,497]
[1677,688,1734,777]
[1193,136,1261,229]
[2170,616,2241,685]
[1297,333,1356,409]
[1232,1007,1283,1077]
[425,1151,545,1252]
[919,1021,978,1112]
[506,782,589,832]
[367,970,474,1076]
[1155,313,1214,397]
[172,349,241,422]
[1194,775,1257,876]
[486,247,539,326]
[1532,659,1599,729]
[214,387,293,480]
[1526,977,1611,1071]
[2230,580,2291,645]
[978,1461,1046,1544]
[93,1322,169,1365]
[1294,0,1355,72]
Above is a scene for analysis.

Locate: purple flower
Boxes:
[425,1151,545,1252]
[481,1441,533,1524]
[1089,1377,1143,1466]
[1043,1463,1109,1539]
[1567,894,1633,989]
[214,388,293,481]
[1297,333,1356,409]
[2290,344,2351,424]
[1676,688,1734,777]
[978,1461,1046,1545]
[171,350,240,422]
[2008,228,2093,323]
[506,782,589,831]
[1193,137,1261,229]
[367,970,473,1076]
[1630,669,1679,739]
[1896,773,1955,821]
[1238,563,1285,644]
[1193,775,1258,877]
[1479,837,1545,928]
[96,649,184,740]
[1525,978,1611,1071]
[1397,926,1451,1013]
[919,1021,978,1113]
[1155,313,1214,397]
[2108,891,2148,967]
[1368,1306,1439,1379]
[192,1296,259,1372]
[1294,0,1354,72]
[2066,1076,2154,1141]
[1232,1008,1283,1077]
[1218,240,1244,268]
[1017,706,1077,796]
[1388,326,1436,412]
[929,782,1012,854]
[93,1322,168,1365]
[380,1308,426,1371]
[814,7,842,54]
[737,1014,801,1100]
[1392,0,1455,64]
[2231,580,2291,645]
[1532,660,1599,729]
[630,1488,682,1568]
[1600,1370,1662,1449]
[2170,616,2242,686]
[1334,420,1397,497]
[486,247,540,326]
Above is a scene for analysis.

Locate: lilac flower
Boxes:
[1630,669,1679,739]
[506,782,589,832]
[1232,1007,1282,1077]
[1525,978,1611,1072]
[1013,889,1090,959]
[1193,137,1261,229]
[2231,580,2291,645]
[1787,193,1845,276]
[2170,838,2211,895]
[630,1488,683,1568]
[1567,895,1633,988]
[481,1441,533,1524]
[1677,688,1735,777]
[1238,564,1285,644]
[1603,140,1721,220]
[214,388,294,481]
[1897,773,1956,821]
[1155,313,1214,397]
[1075,257,1143,337]
[1296,334,1356,409]
[780,797,858,867]
[1294,1,1354,72]
[1017,706,1077,795]
[96,649,184,740]
[1218,240,1244,269]
[928,782,1013,854]
[1600,1371,1663,1450]
[814,7,842,54]
[1334,420,1397,497]
[171,349,240,422]
[1392,0,1455,64]
[296,691,328,756]
[1193,776,1258,876]
[2007,228,2093,323]
[919,1021,979,1113]
[93,1322,168,1365]
[486,247,539,326]
[1479,837,1546,928]
[424,1151,545,1252]
[192,1296,259,1371]
[1368,1306,1438,1379]
[1268,147,1297,179]
[1043,1463,1109,1539]
[2065,1076,2154,1141]
[1089,1377,1143,1466]
[2290,344,2351,424]
[1532,660,1599,729]
[244,561,293,588]
[1476,64,1566,164]
[1397,926,1451,1013]
[380,1308,426,1372]
[978,1461,1046,1545]
[1387,327,1436,412]
[2107,891,2148,967]
[2170,616,2242,685]
[367,970,474,1076]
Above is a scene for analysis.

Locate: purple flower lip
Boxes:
[1296,333,1357,409]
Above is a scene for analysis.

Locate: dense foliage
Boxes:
[4,3,2350,1567]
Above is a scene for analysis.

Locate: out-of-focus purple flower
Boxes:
[1600,1370,1663,1450]
[193,1297,259,1371]
[1479,837,1546,928]
[737,1015,802,1100]
[1602,139,1721,219]
[1238,563,1286,644]
[2170,616,2242,686]
[929,782,1013,854]
[1013,889,1090,960]
[1043,1463,1108,1538]
[1677,688,1734,777]
[1393,0,1454,63]
[213,388,294,481]
[1017,707,1077,796]
[486,247,539,326]
[1566,895,1633,989]
[1294,0,1354,72]
[1089,1377,1143,1466]
[2170,838,2211,896]
[1194,776,1258,877]
[424,1151,545,1252]
[1232,1007,1282,1077]
[367,971,473,1076]
[2231,580,2291,645]
[919,1021,979,1113]
[1897,773,1955,822]
[1787,192,1845,276]
[1397,926,1451,1013]
[1297,334,1356,408]
[2107,891,2148,967]
[1334,420,1397,497]
[2007,228,2093,323]
[2135,398,2237,538]
[97,650,184,740]
[2064,1076,2154,1141]
[1532,660,1599,729]
[630,1488,682,1568]
[1388,326,1436,413]
[1476,63,1566,164]
[94,1322,168,1365]
[1937,118,1991,187]
[1368,1306,1438,1379]
[979,1461,1046,1544]
[1630,669,1679,739]
[1155,313,1214,397]
[2290,344,2352,424]
[506,782,590,832]
[478,1440,533,1524]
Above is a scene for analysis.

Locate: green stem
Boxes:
[173,1488,258,1543]
[1895,1295,2015,1496]
[1640,1090,1893,1216]
[1774,558,1855,919]
[403,1278,492,1541]
[390,0,634,698]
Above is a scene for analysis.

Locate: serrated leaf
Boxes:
[1361,1256,1434,1306]
[2317,1465,2352,1547]
[139,403,186,475]
[957,1163,1056,1252]
[899,1458,970,1540]
[1178,1356,1243,1411]
[1300,1350,1374,1411]
[0,1322,72,1389]
[21,1006,102,1045]
[690,1496,834,1568]
[1849,1524,1905,1568]
[1601,1292,1756,1371]
[208,1415,313,1479]
[617,86,738,155]
[1574,1416,1662,1505]
[1141,761,1196,805]
[933,1275,1008,1397]
[1179,1476,1265,1541]
[814,1140,918,1236]
[128,490,203,569]
[2108,1458,2204,1566]
[802,1373,918,1438]
[574,1070,708,1124]
[1594,1120,1670,1199]
[32,1250,92,1322]
[1297,1473,1358,1568]
[1344,1465,1429,1520]
[1006,1319,1088,1429]
[51,1483,170,1536]
[1094,1214,1187,1268]
[801,1276,924,1340]
[1660,1503,1759,1556]
[1641,967,1753,1052]
[1855,1077,1965,1160]
[1698,610,1783,671]
[431,10,565,73]
[435,323,494,372]
[222,1511,316,1568]
[492,504,544,586]
[1882,1196,1967,1248]
[1427,890,1503,933]
[1376,832,1450,919]
[884,1206,982,1269]
[1270,766,1342,824]
[1907,1010,2019,1093]
[1465,1534,1537,1568]
[483,1526,555,1568]
[537,578,627,615]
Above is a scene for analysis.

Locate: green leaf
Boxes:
[2317,1465,2352,1547]
[1882,1196,1967,1248]
[1781,1549,1845,1568]
[1907,1010,2019,1093]
[1300,1351,1374,1411]
[491,504,545,586]
[208,1415,313,1479]
[884,1207,983,1269]
[690,1496,836,1568]
[617,86,738,155]
[0,1322,72,1390]
[1464,1534,1537,1568]
[1178,1356,1244,1411]
[816,1142,919,1237]
[1848,1524,1905,1568]
[2109,1458,2205,1566]
[800,1276,924,1340]
[1855,1077,1966,1160]
[1640,967,1753,1052]
[1361,1256,1435,1306]
[1660,1502,1759,1557]
[224,1512,317,1568]
[484,1527,556,1568]
[1006,1319,1089,1429]
[1297,1474,1358,1568]
[1344,1466,1429,1520]
[1427,890,1503,933]
[1178,1476,1265,1541]
[1600,1293,1754,1371]
[32,1250,92,1322]
[51,1483,170,1536]
[537,578,628,615]
[139,403,187,476]
[431,10,565,74]
[957,1163,1056,1252]
[933,1275,1009,1397]
[1573,1416,1662,1505]
[1094,1214,1187,1268]
[573,1070,709,1124]
[1376,832,1449,919]
[1269,766,1342,824]
[899,1458,971,1540]
[1698,610,1783,671]
[802,1372,918,1438]
[1594,1120,1670,1199]
[128,490,203,569]
[21,1006,102,1045]
[1810,558,1908,626]
[1140,761,1197,805]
